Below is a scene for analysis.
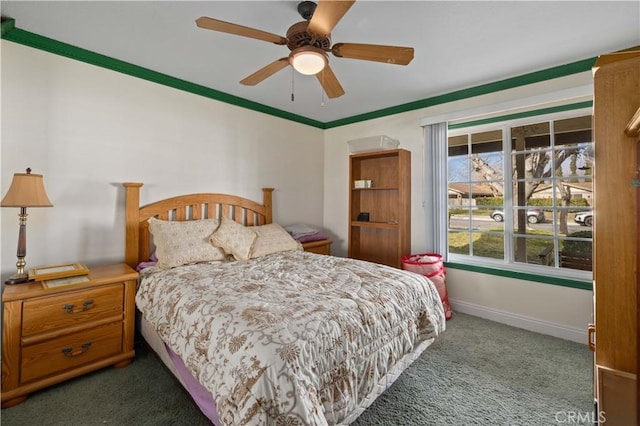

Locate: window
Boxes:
[447,111,593,277]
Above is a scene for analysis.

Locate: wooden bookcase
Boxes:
[348,149,411,268]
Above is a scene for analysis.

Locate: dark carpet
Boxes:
[1,313,593,425]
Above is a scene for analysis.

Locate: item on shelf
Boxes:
[354,180,373,188]
[357,212,370,222]
[347,135,399,153]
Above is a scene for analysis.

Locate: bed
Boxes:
[123,182,445,425]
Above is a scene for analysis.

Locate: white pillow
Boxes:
[251,223,302,259]
[210,217,258,261]
[148,217,226,269]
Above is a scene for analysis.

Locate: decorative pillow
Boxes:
[250,223,302,259]
[210,217,258,261]
[148,217,226,269]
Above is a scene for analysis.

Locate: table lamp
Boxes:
[1,168,53,284]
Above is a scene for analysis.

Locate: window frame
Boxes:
[444,106,593,286]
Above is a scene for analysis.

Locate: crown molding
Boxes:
[2,19,598,129]
[1,19,325,129]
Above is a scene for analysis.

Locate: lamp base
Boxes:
[4,272,34,285]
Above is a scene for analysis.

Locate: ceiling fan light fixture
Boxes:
[289,46,327,75]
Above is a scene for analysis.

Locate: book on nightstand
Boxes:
[42,274,90,290]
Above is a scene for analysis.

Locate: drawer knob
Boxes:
[62,342,92,358]
[63,299,94,314]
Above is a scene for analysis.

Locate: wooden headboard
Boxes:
[123,182,274,269]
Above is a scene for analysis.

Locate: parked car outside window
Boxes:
[574,210,593,227]
[490,209,546,224]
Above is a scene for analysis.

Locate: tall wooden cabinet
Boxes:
[592,50,639,425]
[348,149,411,268]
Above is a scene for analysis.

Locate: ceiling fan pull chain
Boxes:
[291,67,295,102]
[321,70,325,107]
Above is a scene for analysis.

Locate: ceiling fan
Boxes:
[195,0,414,99]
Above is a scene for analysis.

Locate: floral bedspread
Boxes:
[136,250,445,425]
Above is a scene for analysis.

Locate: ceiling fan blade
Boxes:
[196,17,287,45]
[316,65,345,99]
[307,0,355,39]
[240,58,290,86]
[332,43,414,65]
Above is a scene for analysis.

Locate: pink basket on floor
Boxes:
[425,267,452,320]
[401,253,452,320]
[400,253,443,275]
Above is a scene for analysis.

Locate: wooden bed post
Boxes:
[123,182,143,269]
[262,188,274,224]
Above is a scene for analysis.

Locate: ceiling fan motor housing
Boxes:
[286,21,331,51]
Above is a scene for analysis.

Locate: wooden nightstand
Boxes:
[302,239,333,255]
[1,263,138,408]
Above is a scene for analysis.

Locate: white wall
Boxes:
[446,269,592,343]
[322,72,594,342]
[1,40,594,342]
[1,41,324,277]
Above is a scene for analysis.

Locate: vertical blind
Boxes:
[423,122,448,260]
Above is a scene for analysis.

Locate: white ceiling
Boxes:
[2,1,639,123]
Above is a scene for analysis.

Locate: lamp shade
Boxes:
[289,46,327,75]
[1,169,53,207]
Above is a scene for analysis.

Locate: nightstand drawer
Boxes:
[22,284,124,337]
[21,322,123,383]
[302,239,332,255]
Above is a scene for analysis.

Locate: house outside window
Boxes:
[447,111,593,278]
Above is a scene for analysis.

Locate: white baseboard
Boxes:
[449,298,588,344]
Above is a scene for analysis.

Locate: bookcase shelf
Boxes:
[350,221,399,229]
[352,187,399,191]
[348,149,411,268]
